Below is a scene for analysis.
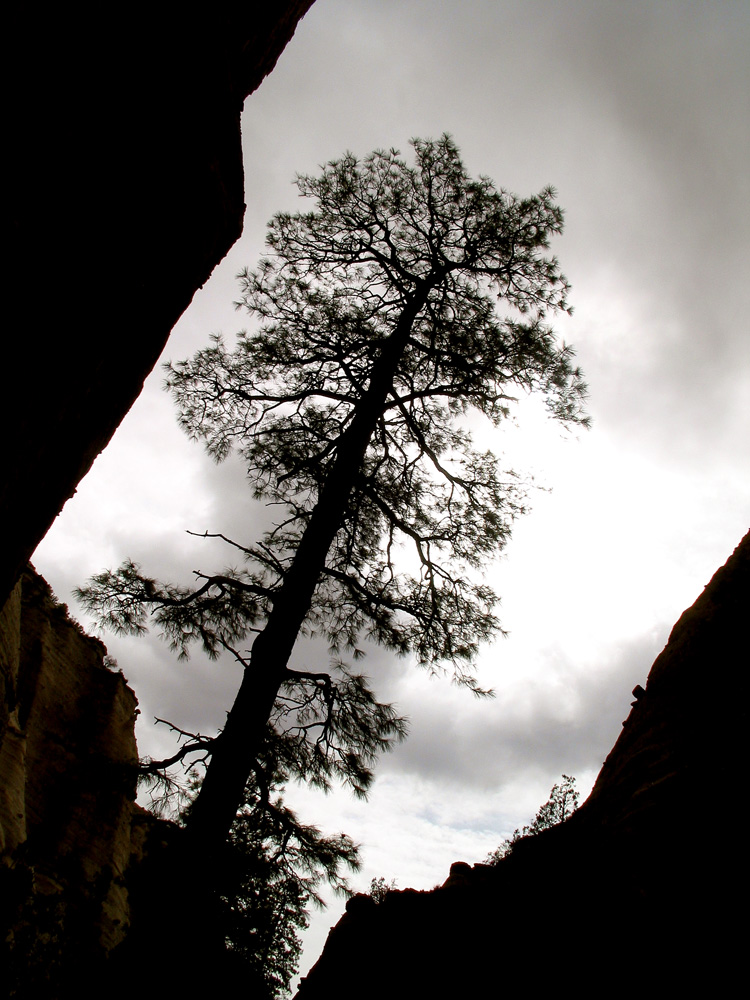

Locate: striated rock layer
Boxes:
[296,531,749,998]
[1,568,139,993]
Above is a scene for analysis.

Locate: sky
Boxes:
[33,0,749,983]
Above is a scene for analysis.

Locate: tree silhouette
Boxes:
[199,750,359,998]
[486,774,580,863]
[78,136,588,861]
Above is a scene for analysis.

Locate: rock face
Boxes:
[2,9,319,992]
[2,543,746,996]
[1,568,139,993]
[295,531,749,998]
[3,2,316,605]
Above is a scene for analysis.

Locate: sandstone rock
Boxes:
[1,568,139,991]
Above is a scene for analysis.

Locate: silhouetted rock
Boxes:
[3,540,746,995]
[3,3,316,605]
[296,531,749,998]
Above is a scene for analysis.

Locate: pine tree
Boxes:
[205,750,359,998]
[486,774,580,863]
[78,135,588,861]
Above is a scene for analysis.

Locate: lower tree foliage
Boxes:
[486,774,579,863]
[368,876,397,903]
[179,741,359,999]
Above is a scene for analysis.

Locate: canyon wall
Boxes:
[1,569,140,993]
[3,3,316,605]
[295,531,749,998]
[2,10,317,991]
[3,536,746,995]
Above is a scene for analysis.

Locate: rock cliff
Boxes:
[3,2,316,605]
[2,539,746,996]
[295,531,749,998]
[1,568,139,994]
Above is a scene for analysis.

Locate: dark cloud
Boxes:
[245,0,748,471]
[377,628,662,791]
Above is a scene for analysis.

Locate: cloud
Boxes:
[373,625,661,792]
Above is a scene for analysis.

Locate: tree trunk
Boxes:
[183,281,433,855]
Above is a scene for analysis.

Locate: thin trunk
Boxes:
[184,281,433,854]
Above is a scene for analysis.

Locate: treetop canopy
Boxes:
[85,136,587,686]
[77,135,588,854]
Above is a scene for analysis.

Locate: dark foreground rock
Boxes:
[3,2,316,605]
[296,531,749,999]
[3,541,746,997]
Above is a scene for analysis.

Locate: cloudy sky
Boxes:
[34,0,748,981]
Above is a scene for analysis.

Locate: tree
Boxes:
[78,135,588,866]
[369,876,397,903]
[486,774,580,863]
